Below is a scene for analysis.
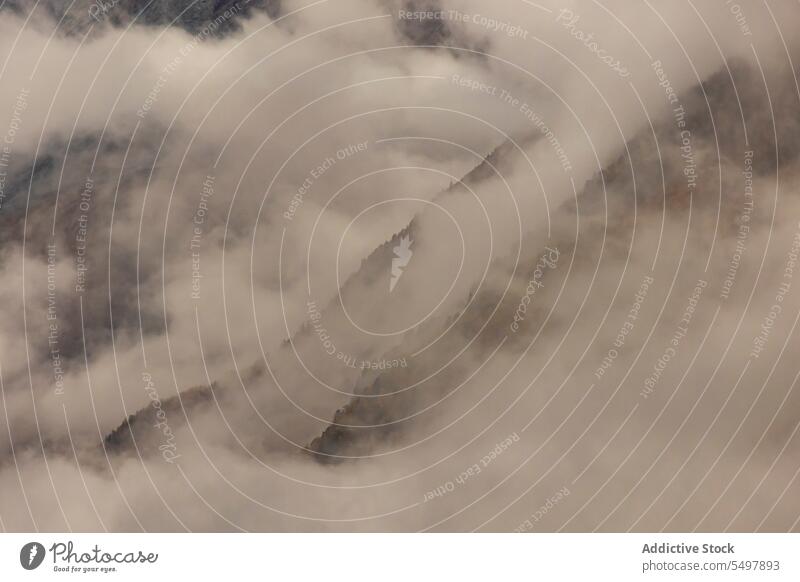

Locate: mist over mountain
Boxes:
[1,0,799,532]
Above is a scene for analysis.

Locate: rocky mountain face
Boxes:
[307,59,800,460]
[3,0,280,37]
[102,59,800,467]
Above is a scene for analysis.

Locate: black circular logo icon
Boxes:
[20,542,46,570]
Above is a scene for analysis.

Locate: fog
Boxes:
[0,0,799,531]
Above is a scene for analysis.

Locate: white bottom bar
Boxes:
[1,533,798,580]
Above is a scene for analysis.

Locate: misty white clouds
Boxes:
[0,0,799,532]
